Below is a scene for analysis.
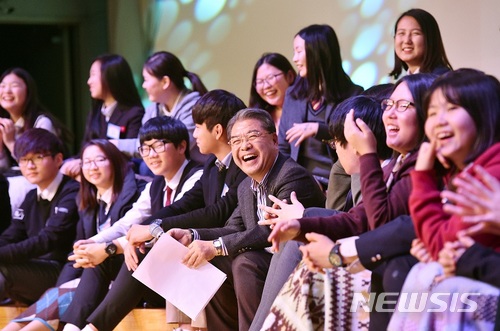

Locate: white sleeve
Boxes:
[173,169,203,202]
[90,182,153,243]
[34,115,57,136]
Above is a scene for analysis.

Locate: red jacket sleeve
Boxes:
[410,143,500,259]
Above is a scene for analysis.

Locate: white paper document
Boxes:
[133,234,227,320]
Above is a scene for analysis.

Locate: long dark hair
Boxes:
[389,9,452,79]
[423,68,500,163]
[0,67,72,148]
[144,51,207,95]
[84,54,144,141]
[79,139,129,211]
[289,24,357,104]
[249,53,296,112]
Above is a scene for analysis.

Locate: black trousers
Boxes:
[60,255,124,328]
[86,249,164,331]
[0,259,62,304]
[369,254,418,331]
[208,250,272,331]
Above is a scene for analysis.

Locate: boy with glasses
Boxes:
[0,128,80,305]
[59,116,203,331]
[76,89,248,331]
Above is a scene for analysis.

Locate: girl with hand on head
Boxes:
[249,52,296,132]
[278,24,363,191]
[259,74,436,330]
[267,73,436,252]
[2,139,144,331]
[115,51,208,170]
[389,8,452,79]
[61,54,145,178]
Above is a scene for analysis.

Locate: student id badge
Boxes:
[106,123,122,139]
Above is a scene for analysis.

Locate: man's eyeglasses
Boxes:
[255,73,284,87]
[228,131,270,147]
[18,154,51,167]
[381,99,415,112]
[138,140,171,157]
[82,156,108,169]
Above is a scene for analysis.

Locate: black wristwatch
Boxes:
[105,242,117,256]
[328,243,344,267]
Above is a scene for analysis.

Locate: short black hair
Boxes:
[424,68,500,163]
[139,116,190,159]
[14,128,64,159]
[192,89,246,131]
[329,95,392,160]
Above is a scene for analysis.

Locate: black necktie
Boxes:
[98,200,108,226]
[38,198,51,220]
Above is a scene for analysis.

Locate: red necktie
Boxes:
[165,186,173,206]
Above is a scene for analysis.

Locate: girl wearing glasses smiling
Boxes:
[249,53,296,132]
[4,139,144,331]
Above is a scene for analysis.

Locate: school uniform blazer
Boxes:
[82,103,144,142]
[0,174,10,233]
[58,169,145,283]
[0,175,79,263]
[99,104,144,139]
[146,154,248,231]
[195,153,326,256]
[356,215,416,271]
[278,85,363,161]
[148,159,203,214]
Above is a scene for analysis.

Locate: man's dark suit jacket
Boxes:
[144,154,247,231]
[196,153,326,256]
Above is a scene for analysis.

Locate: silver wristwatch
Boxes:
[149,219,164,239]
[213,238,223,256]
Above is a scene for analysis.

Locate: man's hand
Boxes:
[182,240,216,268]
[127,224,153,247]
[258,192,304,224]
[265,219,301,252]
[166,228,192,246]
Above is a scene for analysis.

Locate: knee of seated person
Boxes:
[382,255,418,294]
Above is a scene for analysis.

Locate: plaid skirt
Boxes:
[12,279,80,331]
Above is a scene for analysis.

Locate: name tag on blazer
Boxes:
[106,122,122,139]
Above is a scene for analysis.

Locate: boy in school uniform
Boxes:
[60,116,203,331]
[0,128,80,305]
[77,89,248,331]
